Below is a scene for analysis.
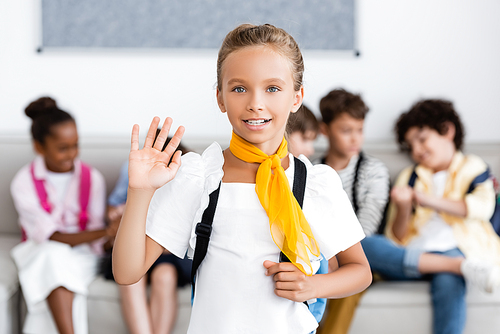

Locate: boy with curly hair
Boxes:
[362,99,500,334]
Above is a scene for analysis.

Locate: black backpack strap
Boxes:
[408,165,418,188]
[352,152,365,214]
[320,156,327,165]
[292,157,307,208]
[404,165,419,215]
[279,157,309,308]
[280,157,307,264]
[191,182,221,292]
[468,168,490,193]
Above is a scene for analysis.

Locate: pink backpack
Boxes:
[22,162,91,241]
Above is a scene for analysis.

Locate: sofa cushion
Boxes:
[351,280,500,334]
[360,281,500,306]
[87,276,192,334]
[88,275,192,306]
[0,235,20,301]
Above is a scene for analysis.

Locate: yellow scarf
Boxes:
[229,132,320,275]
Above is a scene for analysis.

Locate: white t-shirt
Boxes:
[146,143,365,334]
[408,170,458,252]
[46,170,73,204]
[45,170,78,233]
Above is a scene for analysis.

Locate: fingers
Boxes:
[263,260,276,269]
[274,289,303,302]
[163,125,185,157]
[106,224,118,238]
[413,191,428,207]
[131,124,140,151]
[391,186,413,202]
[144,117,161,148]
[275,281,302,291]
[270,265,309,302]
[152,117,173,151]
[273,271,305,283]
[166,150,183,175]
[144,117,185,157]
[264,261,298,276]
[264,260,310,302]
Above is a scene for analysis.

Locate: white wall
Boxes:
[1,0,499,144]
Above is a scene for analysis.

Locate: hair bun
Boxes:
[25,97,58,120]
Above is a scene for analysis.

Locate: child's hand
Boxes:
[107,204,125,222]
[106,217,121,239]
[413,190,431,207]
[390,186,414,209]
[263,260,316,303]
[128,117,185,191]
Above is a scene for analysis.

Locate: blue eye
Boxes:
[233,87,246,93]
[267,86,280,93]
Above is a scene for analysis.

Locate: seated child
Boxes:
[286,104,320,158]
[317,88,390,236]
[105,134,192,334]
[362,99,500,334]
[10,97,113,334]
[316,88,390,334]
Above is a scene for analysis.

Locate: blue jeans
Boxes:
[361,235,466,334]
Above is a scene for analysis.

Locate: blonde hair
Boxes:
[217,23,304,91]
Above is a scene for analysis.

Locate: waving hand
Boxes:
[128,117,185,191]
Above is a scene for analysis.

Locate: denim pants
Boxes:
[361,235,466,334]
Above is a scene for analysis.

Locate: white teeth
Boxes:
[245,119,269,125]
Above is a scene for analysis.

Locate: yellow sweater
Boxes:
[385,152,500,266]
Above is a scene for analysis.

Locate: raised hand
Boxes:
[128,117,185,191]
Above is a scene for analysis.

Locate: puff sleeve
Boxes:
[146,143,224,259]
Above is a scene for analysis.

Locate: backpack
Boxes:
[191,157,328,323]
[24,161,92,241]
[408,166,500,236]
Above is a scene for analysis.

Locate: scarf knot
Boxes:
[270,154,281,169]
[229,132,320,275]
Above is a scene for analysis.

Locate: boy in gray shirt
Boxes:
[317,88,390,334]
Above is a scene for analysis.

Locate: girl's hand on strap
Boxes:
[263,260,316,303]
[128,117,185,191]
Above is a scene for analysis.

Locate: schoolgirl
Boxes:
[113,24,372,334]
[10,97,113,334]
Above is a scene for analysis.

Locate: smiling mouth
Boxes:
[243,119,271,125]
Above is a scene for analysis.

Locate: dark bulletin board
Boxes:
[41,0,355,50]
